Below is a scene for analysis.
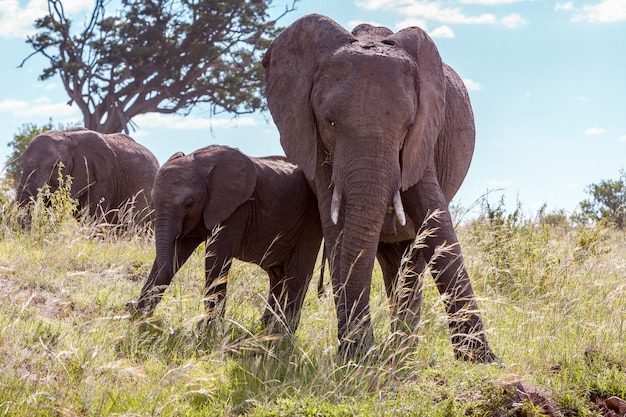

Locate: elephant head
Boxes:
[148,146,257,301]
[263,14,479,356]
[264,15,445,194]
[17,128,115,211]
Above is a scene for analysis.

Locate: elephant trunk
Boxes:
[332,152,401,355]
[17,184,32,208]
[15,176,45,228]
[16,173,43,208]
[137,214,180,312]
[155,214,180,281]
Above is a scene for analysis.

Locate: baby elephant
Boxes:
[129,145,323,333]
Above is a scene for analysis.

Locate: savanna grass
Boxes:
[0,188,625,415]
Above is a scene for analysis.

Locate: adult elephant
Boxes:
[17,127,158,225]
[263,14,498,362]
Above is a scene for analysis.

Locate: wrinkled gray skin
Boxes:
[129,145,323,333]
[263,14,498,362]
[17,127,158,225]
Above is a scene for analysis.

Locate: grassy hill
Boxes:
[0,192,625,416]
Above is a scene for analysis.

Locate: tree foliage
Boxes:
[21,0,295,133]
[574,169,626,229]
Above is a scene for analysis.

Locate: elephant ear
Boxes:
[200,147,257,231]
[262,14,355,180]
[384,27,446,191]
[69,129,116,197]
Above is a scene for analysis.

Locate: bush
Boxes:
[574,169,626,229]
[466,198,564,299]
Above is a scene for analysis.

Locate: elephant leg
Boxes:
[408,175,499,363]
[284,228,324,334]
[260,265,287,329]
[203,252,233,321]
[377,241,425,334]
[134,235,202,314]
[276,236,322,334]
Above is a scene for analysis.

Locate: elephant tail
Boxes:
[317,247,327,298]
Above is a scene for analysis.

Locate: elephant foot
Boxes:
[125,300,140,315]
[337,326,375,361]
[260,309,301,336]
[452,333,503,366]
[193,316,221,346]
[125,300,154,320]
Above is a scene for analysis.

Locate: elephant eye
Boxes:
[325,117,335,127]
[183,197,194,208]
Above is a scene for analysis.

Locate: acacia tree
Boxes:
[575,169,626,229]
[21,0,295,133]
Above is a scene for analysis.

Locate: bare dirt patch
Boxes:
[0,275,72,319]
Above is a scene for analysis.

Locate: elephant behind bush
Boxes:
[16,127,159,226]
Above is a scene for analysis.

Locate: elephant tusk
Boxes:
[331,186,342,225]
[393,191,406,226]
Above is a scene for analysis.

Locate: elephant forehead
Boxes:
[155,166,192,185]
[338,40,412,61]
[152,180,196,206]
[315,51,417,108]
[26,134,67,156]
[323,47,415,79]
[22,146,62,169]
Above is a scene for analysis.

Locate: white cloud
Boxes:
[133,113,258,130]
[581,0,626,23]
[0,97,78,118]
[429,25,455,38]
[356,0,525,29]
[501,13,526,28]
[566,0,626,23]
[460,0,521,4]
[584,127,605,135]
[0,0,93,38]
[355,0,404,11]
[463,79,482,91]
[0,0,46,38]
[618,135,626,142]
[487,179,511,187]
[395,17,429,30]
[0,99,28,112]
[399,2,498,24]
[555,2,574,11]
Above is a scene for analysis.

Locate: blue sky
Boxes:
[1,0,625,215]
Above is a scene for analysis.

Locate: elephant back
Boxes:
[105,133,159,193]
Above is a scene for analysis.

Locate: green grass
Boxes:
[0,190,625,416]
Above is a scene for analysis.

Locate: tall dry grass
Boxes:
[0,186,624,416]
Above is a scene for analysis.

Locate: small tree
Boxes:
[574,169,626,229]
[21,0,295,134]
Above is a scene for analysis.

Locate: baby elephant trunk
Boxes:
[134,215,179,313]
